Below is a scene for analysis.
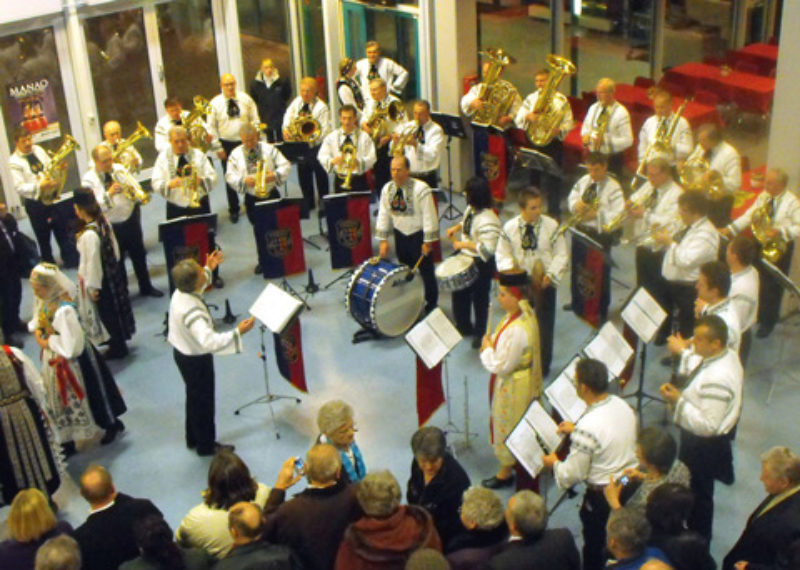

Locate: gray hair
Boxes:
[410,426,446,460]
[356,470,401,517]
[607,508,651,557]
[35,535,81,570]
[461,486,504,530]
[172,259,202,293]
[169,125,188,140]
[769,168,789,188]
[761,446,800,484]
[508,490,548,538]
[305,443,342,484]
[405,548,449,570]
[239,123,259,138]
[317,400,354,435]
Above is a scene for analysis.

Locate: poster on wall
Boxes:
[6,77,61,143]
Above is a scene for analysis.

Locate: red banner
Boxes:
[274,319,307,393]
[416,356,444,426]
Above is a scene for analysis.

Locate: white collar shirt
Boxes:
[567,174,625,233]
[496,214,569,284]
[355,56,409,99]
[394,119,444,173]
[687,141,742,193]
[375,178,439,242]
[637,113,693,164]
[459,206,502,262]
[208,91,259,142]
[9,146,53,205]
[580,101,634,154]
[459,83,521,122]
[630,179,684,251]
[154,110,190,154]
[514,89,574,140]
[282,97,332,147]
[729,189,800,241]
[100,140,143,170]
[662,217,719,282]
[317,128,377,175]
[225,141,291,196]
[730,266,759,332]
[151,147,217,207]
[81,163,136,224]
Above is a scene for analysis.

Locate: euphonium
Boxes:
[525,54,576,146]
[473,48,519,129]
[751,200,788,263]
[678,155,725,200]
[41,134,80,205]
[180,163,202,208]
[113,168,150,205]
[366,99,405,145]
[185,96,212,153]
[112,121,151,172]
[336,141,357,191]
[285,115,322,144]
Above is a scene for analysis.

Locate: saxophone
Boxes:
[635,97,691,178]
[525,54,576,146]
[40,134,80,205]
[751,199,788,263]
[472,48,519,129]
[184,96,212,153]
[111,121,151,173]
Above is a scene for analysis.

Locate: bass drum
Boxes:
[346,258,424,337]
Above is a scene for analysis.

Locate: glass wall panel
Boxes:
[237,0,292,87]
[298,0,328,100]
[663,0,732,68]
[83,9,158,167]
[156,0,221,105]
[0,28,80,192]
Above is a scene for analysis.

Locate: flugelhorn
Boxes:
[336,141,358,191]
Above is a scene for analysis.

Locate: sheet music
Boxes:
[544,357,588,423]
[506,423,546,478]
[405,308,462,369]
[583,322,634,379]
[621,287,668,343]
[523,401,563,453]
[249,283,303,333]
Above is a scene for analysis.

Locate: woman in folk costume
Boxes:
[74,188,135,359]
[0,344,61,503]
[29,262,126,455]
[479,272,542,490]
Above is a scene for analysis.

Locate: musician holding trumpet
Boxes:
[390,100,444,190]
[225,123,291,274]
[318,104,376,193]
[81,145,163,298]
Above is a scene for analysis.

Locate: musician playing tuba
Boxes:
[389,100,444,191]
[460,49,521,130]
[319,105,376,193]
[580,78,633,178]
[721,168,800,339]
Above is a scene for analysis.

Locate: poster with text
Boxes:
[6,77,61,142]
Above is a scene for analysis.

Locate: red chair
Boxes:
[734,60,760,75]
[582,91,597,106]
[634,76,655,89]
[568,96,587,121]
[658,81,687,98]
[703,55,727,67]
[694,89,720,107]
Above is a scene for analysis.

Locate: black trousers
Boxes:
[757,242,794,330]
[111,205,153,293]
[394,229,437,312]
[665,281,698,338]
[373,146,391,197]
[173,350,215,452]
[739,329,752,368]
[453,256,494,338]
[535,285,557,375]
[219,139,242,216]
[0,256,22,337]
[297,146,329,211]
[264,125,283,144]
[636,247,669,338]
[334,173,369,194]
[606,152,626,181]
[24,198,79,266]
[527,139,563,218]
[97,278,128,354]
[412,170,439,191]
[580,487,611,570]
[166,198,219,279]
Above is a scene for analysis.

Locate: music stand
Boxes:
[516,147,563,180]
[431,111,467,221]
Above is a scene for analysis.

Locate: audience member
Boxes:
[406,548,451,570]
[0,489,73,569]
[406,426,471,550]
[317,399,367,483]
[487,490,579,570]
[120,514,211,570]
[446,487,509,570]
[604,427,691,512]
[74,464,162,570]
[35,534,81,570]
[723,446,800,570]
[605,508,670,569]
[176,451,270,559]
[335,470,442,569]
[215,502,292,570]
[263,443,362,570]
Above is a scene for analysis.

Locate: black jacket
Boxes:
[723,489,800,570]
[406,452,471,550]
[446,523,509,570]
[74,493,162,570]
[214,540,293,570]
[487,529,581,570]
[249,75,291,128]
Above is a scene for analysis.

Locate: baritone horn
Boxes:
[40,134,80,205]
[113,168,150,205]
[525,54,576,146]
[751,201,788,263]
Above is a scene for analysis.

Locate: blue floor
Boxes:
[2,165,798,566]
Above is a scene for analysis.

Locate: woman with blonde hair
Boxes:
[0,488,73,568]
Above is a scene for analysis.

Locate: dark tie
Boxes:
[25,153,44,174]
[103,172,113,188]
[368,65,379,81]
[391,184,407,212]
[247,149,258,167]
[177,154,189,172]
[227,98,240,118]
[173,119,182,126]
[767,197,776,218]
[673,226,690,243]
[416,125,425,144]
[0,221,14,253]
[704,149,713,162]
[343,134,353,148]
[582,182,598,204]
[301,103,311,115]
[521,223,537,251]
[597,106,608,125]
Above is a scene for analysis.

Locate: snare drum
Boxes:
[346,258,425,336]
[435,253,479,292]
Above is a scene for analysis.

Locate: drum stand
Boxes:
[234,325,301,439]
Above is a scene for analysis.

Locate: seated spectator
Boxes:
[406,548,451,569]
[176,451,270,559]
[406,426,471,550]
[606,508,670,569]
[604,427,691,512]
[215,502,292,570]
[0,489,73,569]
[488,490,579,570]
[74,464,162,570]
[318,399,367,483]
[446,486,509,570]
[645,484,714,570]
[335,470,442,569]
[120,514,211,570]
[723,446,800,570]
[35,534,81,570]
[263,443,362,570]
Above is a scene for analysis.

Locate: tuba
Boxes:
[113,168,150,205]
[678,154,725,200]
[180,163,203,208]
[751,200,788,263]
[41,134,80,205]
[285,114,322,144]
[472,48,519,129]
[336,141,357,191]
[185,96,212,153]
[112,121,151,172]
[525,54,577,146]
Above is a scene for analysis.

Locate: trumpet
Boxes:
[180,163,203,208]
[113,168,150,205]
[112,121,151,173]
[254,159,277,199]
[41,134,80,205]
[336,141,358,191]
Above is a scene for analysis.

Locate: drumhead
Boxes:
[371,266,424,337]
[435,253,475,278]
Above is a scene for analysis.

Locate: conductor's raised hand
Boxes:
[274,456,304,491]
[237,317,256,335]
[206,249,224,270]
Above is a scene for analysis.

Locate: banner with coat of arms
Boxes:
[252,200,306,278]
[324,192,373,269]
[472,127,510,204]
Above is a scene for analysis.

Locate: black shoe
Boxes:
[756,325,773,338]
[213,276,225,289]
[61,441,77,458]
[114,419,125,432]
[471,337,482,350]
[100,425,120,445]
[253,264,262,275]
[481,475,514,489]
[230,211,240,223]
[141,287,164,298]
[562,303,573,311]
[103,347,129,361]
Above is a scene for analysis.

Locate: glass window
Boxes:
[156,0,221,104]
[83,9,158,167]
[664,1,733,69]
[298,0,328,100]
[237,0,292,84]
[0,28,80,193]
